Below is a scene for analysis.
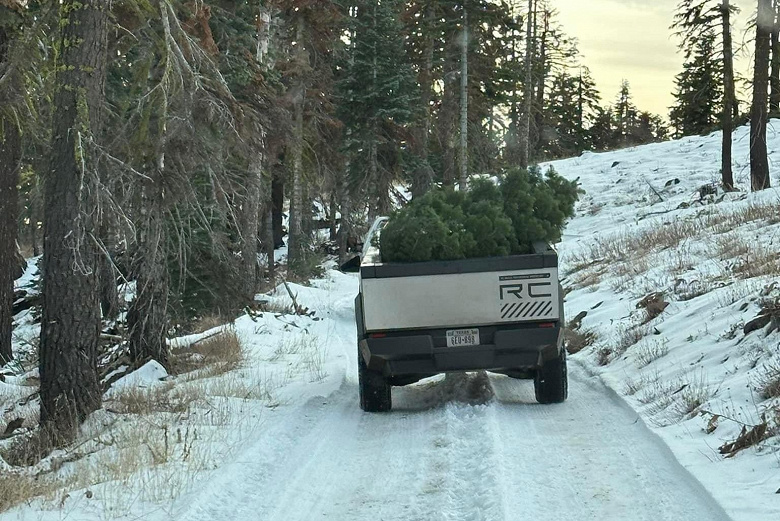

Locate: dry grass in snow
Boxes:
[548,121,780,514]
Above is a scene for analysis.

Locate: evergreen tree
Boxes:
[380,166,578,262]
[589,106,615,151]
[337,0,418,216]
[613,80,638,146]
[672,0,739,188]
[542,68,600,157]
[669,32,723,137]
[40,0,108,444]
[0,1,24,364]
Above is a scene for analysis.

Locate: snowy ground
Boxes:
[544,121,780,520]
[0,269,738,521]
[2,122,780,520]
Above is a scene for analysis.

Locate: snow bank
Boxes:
[547,121,780,520]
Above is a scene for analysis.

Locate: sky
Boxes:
[554,0,755,118]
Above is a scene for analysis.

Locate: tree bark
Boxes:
[367,137,380,222]
[721,0,735,190]
[287,17,306,273]
[271,170,284,248]
[262,170,275,285]
[532,9,549,152]
[328,192,337,241]
[40,0,108,442]
[240,152,263,302]
[337,167,352,264]
[458,1,469,191]
[771,0,780,113]
[441,64,458,187]
[0,22,22,365]
[127,177,168,368]
[519,0,535,169]
[411,2,435,199]
[288,87,305,271]
[751,0,772,192]
[98,247,119,320]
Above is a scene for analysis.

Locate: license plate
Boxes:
[446,328,480,347]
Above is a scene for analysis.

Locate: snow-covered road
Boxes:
[175,366,732,521]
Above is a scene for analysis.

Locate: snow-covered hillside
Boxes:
[546,121,780,518]
[1,122,779,521]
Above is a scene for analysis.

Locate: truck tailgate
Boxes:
[361,266,560,332]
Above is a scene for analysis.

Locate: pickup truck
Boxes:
[346,217,567,412]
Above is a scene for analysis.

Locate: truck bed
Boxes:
[360,243,560,333]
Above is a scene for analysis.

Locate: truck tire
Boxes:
[534,348,568,404]
[358,349,391,412]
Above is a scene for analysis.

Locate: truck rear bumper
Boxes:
[360,326,562,377]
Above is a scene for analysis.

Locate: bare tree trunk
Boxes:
[577,71,585,139]
[40,0,108,443]
[411,2,435,199]
[27,180,41,257]
[722,0,735,190]
[328,192,337,241]
[367,137,380,222]
[771,0,780,113]
[519,0,535,169]
[271,171,284,247]
[98,246,119,320]
[532,8,549,152]
[127,176,168,368]
[751,0,772,191]
[96,211,119,320]
[337,168,352,264]
[0,23,21,364]
[505,9,522,164]
[287,17,306,272]
[441,67,458,187]
[288,92,305,270]
[458,1,469,191]
[240,152,263,302]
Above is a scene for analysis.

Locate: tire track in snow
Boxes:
[488,369,733,521]
[174,366,733,521]
[408,373,508,521]
[171,384,343,521]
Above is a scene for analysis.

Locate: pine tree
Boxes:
[542,68,600,157]
[403,0,439,197]
[672,0,739,188]
[529,4,577,157]
[40,0,109,443]
[337,0,417,217]
[0,3,24,364]
[669,32,723,137]
[613,80,638,146]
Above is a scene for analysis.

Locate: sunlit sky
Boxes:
[555,0,755,118]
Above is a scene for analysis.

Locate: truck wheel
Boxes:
[534,348,568,404]
[358,349,391,412]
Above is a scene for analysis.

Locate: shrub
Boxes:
[757,361,780,399]
[380,167,578,263]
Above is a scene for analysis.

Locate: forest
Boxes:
[0,0,776,453]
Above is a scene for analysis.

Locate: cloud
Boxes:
[556,0,681,115]
[600,0,678,13]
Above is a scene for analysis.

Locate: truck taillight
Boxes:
[538,322,555,328]
[369,333,387,338]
